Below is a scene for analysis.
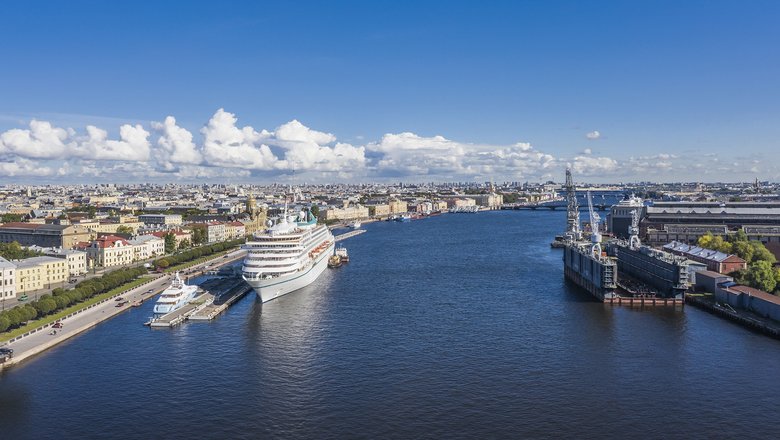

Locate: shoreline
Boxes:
[1,249,247,371]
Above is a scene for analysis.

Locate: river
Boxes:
[1,210,779,439]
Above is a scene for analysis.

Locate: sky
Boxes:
[1,0,778,184]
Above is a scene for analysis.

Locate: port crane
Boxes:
[564,168,581,241]
[586,190,602,258]
[628,207,641,250]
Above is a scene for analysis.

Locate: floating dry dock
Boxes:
[146,277,249,327]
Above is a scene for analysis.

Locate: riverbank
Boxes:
[686,293,780,339]
[0,248,246,370]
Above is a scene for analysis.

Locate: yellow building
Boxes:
[388,199,408,214]
[15,256,68,294]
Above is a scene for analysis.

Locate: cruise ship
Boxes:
[153,272,198,315]
[241,207,335,303]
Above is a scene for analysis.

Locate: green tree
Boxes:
[116,225,134,235]
[178,238,191,249]
[749,241,776,264]
[0,314,10,333]
[156,259,170,269]
[192,226,207,245]
[746,260,777,292]
[698,232,715,249]
[731,229,748,243]
[164,232,177,254]
[733,241,755,263]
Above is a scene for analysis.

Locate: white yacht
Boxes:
[153,272,198,315]
[242,207,335,303]
[348,220,362,229]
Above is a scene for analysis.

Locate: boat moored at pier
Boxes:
[242,207,335,303]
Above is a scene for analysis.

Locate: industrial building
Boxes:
[662,241,747,274]
[0,223,92,249]
[642,201,780,245]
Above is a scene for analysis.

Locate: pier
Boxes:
[334,229,366,242]
[147,277,250,327]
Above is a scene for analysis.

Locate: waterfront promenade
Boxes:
[1,248,246,369]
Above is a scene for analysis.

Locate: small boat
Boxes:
[328,255,342,268]
[348,220,362,229]
[335,246,349,262]
[395,214,411,222]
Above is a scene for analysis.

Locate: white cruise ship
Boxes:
[153,272,198,315]
[242,208,335,303]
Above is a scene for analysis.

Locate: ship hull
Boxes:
[245,241,335,303]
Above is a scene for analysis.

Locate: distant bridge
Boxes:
[501,203,609,211]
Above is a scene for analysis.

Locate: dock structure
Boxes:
[147,277,250,327]
[334,229,366,242]
[189,278,251,321]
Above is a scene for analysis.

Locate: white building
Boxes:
[129,235,166,261]
[42,248,88,277]
[0,257,16,301]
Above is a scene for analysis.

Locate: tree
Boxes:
[156,259,170,269]
[310,205,320,218]
[164,232,177,254]
[116,225,134,235]
[731,229,748,243]
[733,241,755,263]
[746,261,777,292]
[192,226,207,245]
[749,241,776,264]
[698,232,715,249]
[178,239,191,249]
[0,314,10,333]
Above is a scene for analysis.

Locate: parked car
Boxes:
[115,297,124,302]
[52,322,63,329]
[0,347,13,355]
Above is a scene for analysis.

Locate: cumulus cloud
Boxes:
[152,116,202,169]
[271,119,365,172]
[15,109,762,182]
[570,155,619,176]
[200,108,277,170]
[0,120,72,159]
[0,157,54,176]
[366,133,553,179]
[585,130,601,140]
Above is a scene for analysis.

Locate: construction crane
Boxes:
[564,168,581,241]
[587,190,601,257]
[628,207,641,250]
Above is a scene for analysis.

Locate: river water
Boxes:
[1,211,779,439]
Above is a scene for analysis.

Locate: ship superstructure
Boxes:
[241,207,334,303]
[153,272,198,315]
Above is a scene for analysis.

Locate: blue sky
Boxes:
[1,0,778,183]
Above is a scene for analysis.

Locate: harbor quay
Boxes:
[0,248,247,370]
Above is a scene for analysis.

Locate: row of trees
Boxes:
[698,231,777,265]
[153,238,244,270]
[698,231,780,293]
[0,266,148,333]
[0,242,42,260]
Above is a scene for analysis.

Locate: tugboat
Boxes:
[335,246,349,263]
[328,254,342,268]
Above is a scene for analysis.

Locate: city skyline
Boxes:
[1,1,778,183]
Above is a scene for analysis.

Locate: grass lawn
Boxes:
[1,277,153,343]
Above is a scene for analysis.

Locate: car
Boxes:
[52,322,63,329]
[115,297,124,302]
[0,348,13,355]
[146,289,154,293]
[18,294,28,302]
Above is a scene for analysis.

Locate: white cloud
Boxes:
[583,148,592,155]
[0,120,72,159]
[366,132,553,179]
[200,108,277,170]
[270,119,366,172]
[152,116,202,168]
[571,155,619,176]
[0,157,54,176]
[585,130,601,140]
